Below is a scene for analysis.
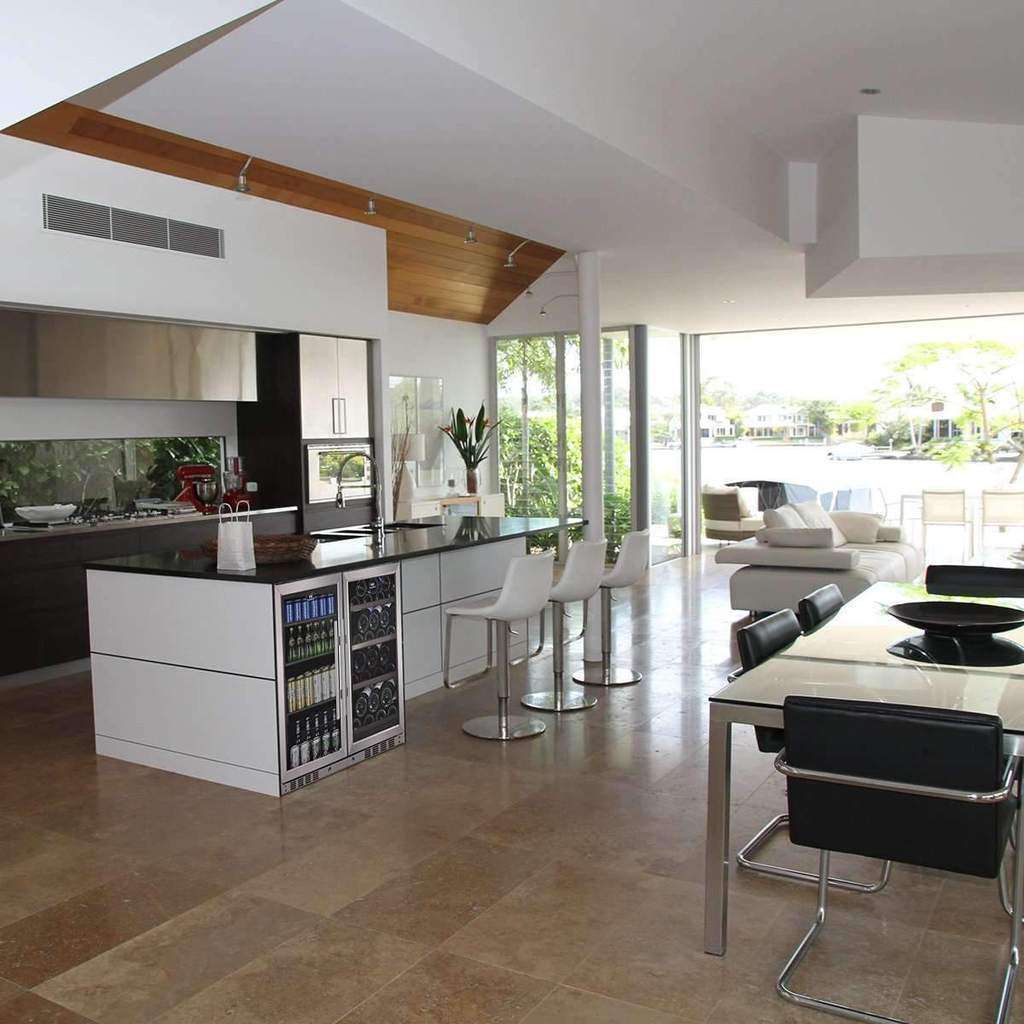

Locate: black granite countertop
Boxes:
[84,516,584,584]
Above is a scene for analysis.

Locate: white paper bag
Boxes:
[217,501,255,572]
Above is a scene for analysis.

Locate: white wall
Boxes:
[380,311,489,513]
[0,136,388,335]
[0,134,388,453]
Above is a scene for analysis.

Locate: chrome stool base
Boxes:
[738,814,893,893]
[462,714,546,740]
[571,587,642,687]
[523,600,600,713]
[573,662,642,687]
[521,688,597,712]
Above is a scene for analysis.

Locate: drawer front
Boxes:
[87,570,276,679]
[401,606,441,683]
[91,653,277,772]
[401,554,440,613]
[440,537,525,603]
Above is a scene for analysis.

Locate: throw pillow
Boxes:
[791,500,847,547]
[763,505,804,530]
[756,527,834,548]
[828,510,883,544]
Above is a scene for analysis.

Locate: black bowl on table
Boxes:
[886,600,1024,666]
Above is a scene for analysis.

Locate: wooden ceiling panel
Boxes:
[5,102,564,325]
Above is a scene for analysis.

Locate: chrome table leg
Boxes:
[704,712,732,955]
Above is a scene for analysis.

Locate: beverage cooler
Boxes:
[274,564,404,794]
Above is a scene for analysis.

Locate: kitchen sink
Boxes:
[313,521,437,541]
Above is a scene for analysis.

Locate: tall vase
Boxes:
[465,467,478,495]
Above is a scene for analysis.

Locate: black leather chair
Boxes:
[796,583,844,633]
[926,563,1024,599]
[736,610,801,755]
[775,696,1021,1024]
[733,608,892,896]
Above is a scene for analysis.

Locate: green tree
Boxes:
[799,399,839,439]
[874,346,942,451]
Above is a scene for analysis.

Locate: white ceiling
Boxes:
[82,0,1024,333]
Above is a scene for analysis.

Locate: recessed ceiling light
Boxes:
[860,87,881,95]
[721,299,735,305]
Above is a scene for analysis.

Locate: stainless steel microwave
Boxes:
[305,442,373,505]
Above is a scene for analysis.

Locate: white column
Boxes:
[577,251,604,663]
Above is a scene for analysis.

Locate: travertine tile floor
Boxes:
[0,554,1019,1023]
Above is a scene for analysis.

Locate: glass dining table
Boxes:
[703,580,1024,956]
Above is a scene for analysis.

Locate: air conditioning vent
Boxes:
[42,194,224,259]
[112,207,168,249]
[42,194,110,239]
[169,218,223,258]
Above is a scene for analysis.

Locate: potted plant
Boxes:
[440,404,498,495]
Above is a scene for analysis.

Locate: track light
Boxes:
[538,293,578,318]
[504,240,528,270]
[464,227,478,244]
[235,156,253,193]
[364,197,377,216]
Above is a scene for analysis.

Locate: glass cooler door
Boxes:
[275,576,347,789]
[342,565,404,754]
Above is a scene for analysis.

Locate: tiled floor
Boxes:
[0,553,1019,1023]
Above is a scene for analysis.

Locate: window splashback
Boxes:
[0,435,223,518]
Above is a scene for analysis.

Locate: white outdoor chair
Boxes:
[982,490,1024,549]
[921,489,972,559]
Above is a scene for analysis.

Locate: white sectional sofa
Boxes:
[715,502,924,614]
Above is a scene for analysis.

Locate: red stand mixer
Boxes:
[174,464,220,513]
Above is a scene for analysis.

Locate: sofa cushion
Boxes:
[842,540,924,582]
[829,510,883,544]
[706,516,764,533]
[877,525,904,543]
[791,500,847,546]
[716,537,859,570]
[757,527,834,548]
[764,505,804,529]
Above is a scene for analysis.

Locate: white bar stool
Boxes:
[521,539,606,713]
[573,529,649,687]
[443,552,554,740]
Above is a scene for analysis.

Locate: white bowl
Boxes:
[15,504,77,524]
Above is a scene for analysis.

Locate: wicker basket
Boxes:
[202,533,318,565]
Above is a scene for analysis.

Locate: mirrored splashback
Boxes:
[0,435,223,517]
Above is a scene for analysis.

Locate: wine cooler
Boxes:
[341,565,405,756]
[273,566,404,794]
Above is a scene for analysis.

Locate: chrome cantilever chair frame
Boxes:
[774,751,1023,1024]
[729,665,893,895]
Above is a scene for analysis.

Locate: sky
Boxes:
[696,312,1024,402]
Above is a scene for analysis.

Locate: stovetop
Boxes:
[8,508,195,531]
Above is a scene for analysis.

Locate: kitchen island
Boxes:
[85,516,581,796]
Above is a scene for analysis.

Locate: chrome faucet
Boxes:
[335,451,386,546]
